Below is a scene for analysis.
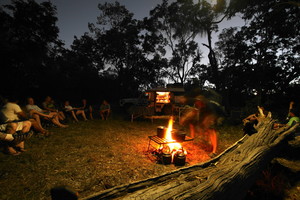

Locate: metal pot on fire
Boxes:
[157,126,166,138]
[171,130,186,142]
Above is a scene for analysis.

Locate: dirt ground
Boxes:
[0,116,299,200]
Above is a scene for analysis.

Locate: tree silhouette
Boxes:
[0,0,61,97]
[86,1,160,97]
[216,0,300,107]
[144,0,204,85]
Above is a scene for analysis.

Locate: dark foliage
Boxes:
[0,0,299,110]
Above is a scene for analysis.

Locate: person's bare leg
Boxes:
[189,124,195,138]
[21,121,31,133]
[14,121,31,151]
[107,110,111,119]
[61,111,66,119]
[58,111,65,121]
[100,111,105,120]
[209,129,218,154]
[51,116,68,128]
[15,141,25,151]
[29,119,47,133]
[31,112,44,129]
[34,111,66,128]
[6,123,17,134]
[78,110,88,120]
[4,123,20,155]
[89,107,94,120]
[30,109,51,118]
[71,111,79,122]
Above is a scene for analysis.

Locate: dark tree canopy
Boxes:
[216,0,300,108]
[86,1,164,97]
[0,0,60,97]
[0,0,299,109]
[144,0,205,85]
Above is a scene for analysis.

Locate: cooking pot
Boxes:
[161,152,172,165]
[172,131,186,142]
[173,151,186,166]
[157,126,166,138]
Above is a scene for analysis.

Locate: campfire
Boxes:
[147,117,192,166]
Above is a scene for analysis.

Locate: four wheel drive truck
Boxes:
[119,85,185,115]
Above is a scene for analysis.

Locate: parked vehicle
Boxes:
[119,95,149,110]
[119,85,185,115]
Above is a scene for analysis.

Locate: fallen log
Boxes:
[83,112,299,200]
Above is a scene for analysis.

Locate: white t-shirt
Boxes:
[26,104,43,112]
[1,102,22,121]
[64,105,73,111]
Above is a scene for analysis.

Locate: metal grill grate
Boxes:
[148,135,194,145]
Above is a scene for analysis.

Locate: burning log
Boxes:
[83,111,299,200]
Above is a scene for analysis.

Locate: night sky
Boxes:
[1,0,245,64]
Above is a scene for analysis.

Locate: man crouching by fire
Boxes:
[179,91,225,155]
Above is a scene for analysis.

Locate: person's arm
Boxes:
[242,114,257,125]
[13,104,29,120]
[64,105,74,111]
[42,102,56,112]
[79,103,85,110]
[35,105,49,113]
[17,111,28,120]
[71,105,79,110]
[286,101,295,120]
[287,117,299,126]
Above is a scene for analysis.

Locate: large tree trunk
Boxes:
[83,114,299,200]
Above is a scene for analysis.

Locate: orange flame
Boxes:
[165,116,182,151]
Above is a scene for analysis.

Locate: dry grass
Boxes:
[0,116,254,200]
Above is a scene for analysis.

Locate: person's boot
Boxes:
[11,130,33,145]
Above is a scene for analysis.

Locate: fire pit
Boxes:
[147,117,193,166]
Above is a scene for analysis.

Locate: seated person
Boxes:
[26,97,68,128]
[1,96,49,136]
[64,100,88,122]
[42,96,66,121]
[242,107,268,136]
[0,112,32,155]
[100,100,111,120]
[275,109,300,129]
[242,113,259,136]
[273,108,300,136]
[0,130,14,142]
[79,99,94,120]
